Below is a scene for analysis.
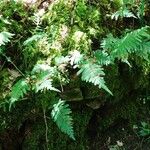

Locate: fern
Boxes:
[111,7,136,20]
[100,26,150,62]
[101,34,119,52]
[32,64,60,93]
[51,100,75,140]
[69,50,112,95]
[83,27,149,94]
[111,26,150,60]
[31,64,53,74]
[137,0,145,19]
[77,60,113,95]
[137,41,150,61]
[0,31,14,46]
[34,71,60,93]
[94,51,111,65]
[23,34,44,46]
[10,79,30,108]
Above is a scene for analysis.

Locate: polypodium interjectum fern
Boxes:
[69,50,112,95]
[31,64,60,93]
[9,78,30,108]
[0,31,14,47]
[100,26,150,62]
[51,99,75,140]
[77,60,113,95]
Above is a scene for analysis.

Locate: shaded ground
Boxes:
[0,101,150,150]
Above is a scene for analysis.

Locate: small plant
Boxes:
[0,1,150,148]
[139,122,150,137]
[109,141,124,150]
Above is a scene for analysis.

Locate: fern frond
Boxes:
[70,50,84,65]
[111,7,136,20]
[23,34,44,46]
[69,50,112,95]
[32,64,60,93]
[77,60,112,95]
[94,51,111,65]
[136,41,150,61]
[0,31,14,46]
[10,78,30,108]
[101,34,119,52]
[51,100,75,140]
[35,71,60,93]
[32,64,54,74]
[110,26,150,60]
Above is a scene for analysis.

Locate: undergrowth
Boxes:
[0,0,150,149]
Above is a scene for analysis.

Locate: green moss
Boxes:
[99,100,139,131]
[23,106,93,150]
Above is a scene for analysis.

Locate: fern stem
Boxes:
[139,0,145,26]
[2,53,25,77]
[58,73,64,92]
[0,60,6,71]
[43,108,49,150]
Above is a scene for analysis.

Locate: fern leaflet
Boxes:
[51,100,75,140]
[94,51,111,65]
[23,34,44,46]
[111,7,136,20]
[77,60,112,95]
[32,64,60,93]
[0,31,14,46]
[35,71,60,93]
[10,79,30,108]
[69,50,112,95]
[101,26,150,61]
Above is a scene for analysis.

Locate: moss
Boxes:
[0,0,150,149]
[0,69,11,102]
[23,106,93,150]
[99,100,139,131]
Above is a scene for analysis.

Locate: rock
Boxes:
[60,88,83,101]
[86,99,102,110]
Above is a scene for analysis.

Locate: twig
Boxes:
[43,108,49,150]
[2,53,25,77]
[0,60,6,71]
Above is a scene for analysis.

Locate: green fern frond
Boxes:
[69,50,84,66]
[111,7,136,20]
[32,64,54,74]
[32,64,60,93]
[105,26,150,61]
[51,100,75,140]
[10,78,30,108]
[77,60,112,95]
[94,51,111,65]
[137,0,145,19]
[0,31,14,46]
[35,71,60,93]
[101,34,119,52]
[69,50,112,95]
[23,34,44,46]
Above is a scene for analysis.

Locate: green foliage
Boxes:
[111,26,150,60]
[111,7,136,20]
[0,31,14,47]
[0,0,150,147]
[9,79,30,107]
[77,60,112,95]
[31,64,60,93]
[69,50,112,94]
[23,34,45,46]
[95,50,111,65]
[99,26,150,63]
[51,100,75,140]
[8,62,73,139]
[139,122,150,137]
